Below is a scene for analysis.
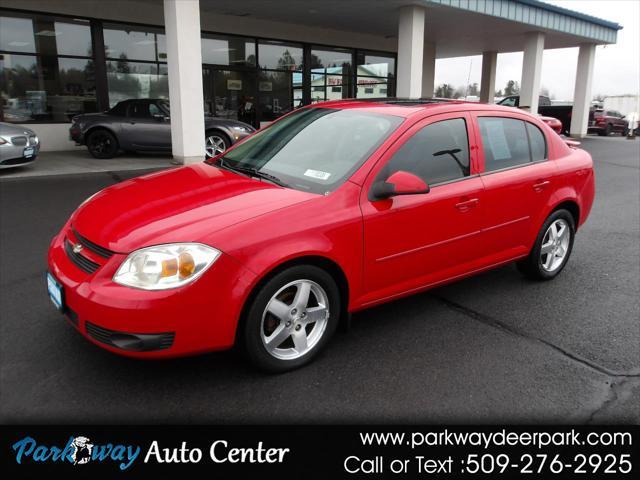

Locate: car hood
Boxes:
[0,122,35,136]
[72,163,316,253]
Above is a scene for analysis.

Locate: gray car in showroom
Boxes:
[69,99,255,159]
[0,123,40,169]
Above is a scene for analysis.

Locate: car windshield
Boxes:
[159,100,170,112]
[211,107,403,194]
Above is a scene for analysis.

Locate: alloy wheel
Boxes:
[205,135,226,159]
[260,280,330,360]
[540,218,570,272]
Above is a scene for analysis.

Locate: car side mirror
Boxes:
[369,170,430,201]
[153,113,169,122]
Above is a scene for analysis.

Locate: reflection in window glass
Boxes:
[258,41,303,71]
[381,118,470,185]
[357,53,395,78]
[258,70,296,121]
[356,77,390,98]
[526,122,547,161]
[54,21,92,56]
[202,35,256,66]
[0,54,96,122]
[0,16,35,53]
[104,26,161,61]
[310,48,352,74]
[106,61,168,106]
[311,74,348,103]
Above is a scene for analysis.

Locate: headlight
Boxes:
[113,243,221,290]
[232,125,250,132]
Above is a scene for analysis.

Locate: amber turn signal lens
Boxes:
[161,258,178,277]
[178,252,196,279]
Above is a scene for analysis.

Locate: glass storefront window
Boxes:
[103,25,163,62]
[258,70,296,122]
[202,34,256,66]
[0,53,96,122]
[356,77,392,99]
[310,48,352,74]
[106,60,167,106]
[0,16,36,53]
[357,52,395,78]
[52,20,92,57]
[258,41,303,71]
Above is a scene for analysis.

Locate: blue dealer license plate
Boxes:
[47,273,63,310]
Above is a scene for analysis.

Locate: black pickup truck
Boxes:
[498,95,573,135]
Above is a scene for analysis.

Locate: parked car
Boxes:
[588,109,628,136]
[498,95,573,134]
[48,99,595,372]
[69,99,255,159]
[0,123,40,169]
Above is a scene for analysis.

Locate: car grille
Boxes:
[72,228,114,259]
[85,322,176,352]
[10,136,27,146]
[64,239,100,274]
[0,157,33,166]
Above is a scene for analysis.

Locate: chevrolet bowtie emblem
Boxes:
[73,243,83,254]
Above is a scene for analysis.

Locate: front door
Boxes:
[360,113,485,305]
[121,100,171,150]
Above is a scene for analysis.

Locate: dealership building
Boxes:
[0,0,621,163]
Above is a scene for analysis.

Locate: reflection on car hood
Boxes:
[72,163,315,253]
[0,122,36,137]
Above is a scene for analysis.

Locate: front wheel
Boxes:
[241,265,340,372]
[205,131,229,159]
[517,209,575,280]
[86,129,119,159]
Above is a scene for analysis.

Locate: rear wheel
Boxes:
[205,131,229,159]
[241,265,340,372]
[517,209,575,280]
[86,129,119,159]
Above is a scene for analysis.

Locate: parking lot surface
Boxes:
[1,137,638,424]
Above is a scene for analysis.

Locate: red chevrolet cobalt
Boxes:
[48,99,595,372]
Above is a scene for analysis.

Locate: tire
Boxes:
[86,129,119,159]
[517,209,575,281]
[241,265,341,372]
[605,123,613,136]
[622,127,629,137]
[205,131,230,159]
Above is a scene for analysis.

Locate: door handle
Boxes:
[532,180,550,191]
[454,198,479,211]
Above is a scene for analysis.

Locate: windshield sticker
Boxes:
[484,120,512,161]
[304,169,331,181]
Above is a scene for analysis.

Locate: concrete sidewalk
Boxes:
[0,149,175,179]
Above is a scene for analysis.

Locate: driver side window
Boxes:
[380,118,470,186]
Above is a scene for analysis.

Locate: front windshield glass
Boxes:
[212,107,404,194]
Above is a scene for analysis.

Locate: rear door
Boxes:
[359,112,486,304]
[471,112,557,260]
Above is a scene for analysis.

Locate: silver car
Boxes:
[0,123,40,169]
[70,99,255,159]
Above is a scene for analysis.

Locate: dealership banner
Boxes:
[2,425,638,478]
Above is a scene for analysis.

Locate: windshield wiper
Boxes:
[216,158,287,187]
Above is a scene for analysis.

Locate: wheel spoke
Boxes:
[303,306,327,325]
[543,252,554,270]
[292,330,308,353]
[264,324,290,349]
[267,299,290,321]
[293,282,311,310]
[549,222,558,241]
[541,241,554,255]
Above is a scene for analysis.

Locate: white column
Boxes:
[520,31,545,113]
[422,42,436,98]
[570,43,597,138]
[397,6,425,98]
[164,0,205,164]
[480,51,497,103]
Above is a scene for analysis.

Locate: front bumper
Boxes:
[47,225,257,358]
[0,143,39,168]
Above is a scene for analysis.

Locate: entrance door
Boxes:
[202,67,257,128]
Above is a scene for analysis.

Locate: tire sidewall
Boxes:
[242,265,340,373]
[531,209,575,280]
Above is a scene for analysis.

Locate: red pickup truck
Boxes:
[588,109,629,136]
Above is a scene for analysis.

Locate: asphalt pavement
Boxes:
[1,136,638,424]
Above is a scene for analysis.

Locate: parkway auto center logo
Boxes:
[12,435,141,470]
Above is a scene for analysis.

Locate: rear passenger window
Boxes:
[478,117,543,172]
[526,122,547,161]
[381,118,470,186]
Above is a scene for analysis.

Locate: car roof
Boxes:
[317,97,531,119]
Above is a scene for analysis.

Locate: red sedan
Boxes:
[48,99,595,372]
